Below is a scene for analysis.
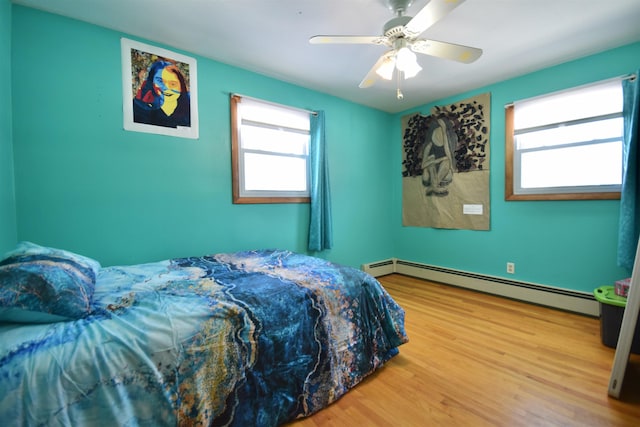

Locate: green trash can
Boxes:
[593,286,640,354]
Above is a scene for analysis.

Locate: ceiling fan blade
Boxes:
[309,35,389,46]
[359,51,394,88]
[403,0,467,38]
[411,39,482,63]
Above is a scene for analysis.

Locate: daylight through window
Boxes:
[505,78,624,200]
[231,95,311,204]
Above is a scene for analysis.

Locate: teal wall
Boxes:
[10,6,395,267]
[392,42,640,293]
[0,0,17,254]
[8,5,640,294]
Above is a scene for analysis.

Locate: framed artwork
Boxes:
[401,92,491,230]
[121,38,199,139]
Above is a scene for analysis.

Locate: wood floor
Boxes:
[288,274,640,426]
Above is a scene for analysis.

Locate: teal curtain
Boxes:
[308,111,333,251]
[618,73,640,270]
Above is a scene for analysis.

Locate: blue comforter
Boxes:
[0,250,407,426]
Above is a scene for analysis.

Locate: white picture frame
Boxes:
[121,38,199,139]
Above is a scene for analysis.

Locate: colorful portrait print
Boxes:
[133,57,190,128]
[122,38,198,139]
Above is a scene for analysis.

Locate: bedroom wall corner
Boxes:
[0,0,17,254]
[391,41,640,294]
[9,6,396,269]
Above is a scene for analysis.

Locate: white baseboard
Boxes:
[361,258,396,277]
[362,258,599,317]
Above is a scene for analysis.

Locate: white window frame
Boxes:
[231,95,311,204]
[505,79,624,201]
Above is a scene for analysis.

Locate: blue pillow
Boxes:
[0,242,101,323]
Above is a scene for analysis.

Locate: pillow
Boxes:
[0,242,101,323]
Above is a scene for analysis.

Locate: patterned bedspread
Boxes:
[0,250,407,426]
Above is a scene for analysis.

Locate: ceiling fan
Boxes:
[309,0,482,99]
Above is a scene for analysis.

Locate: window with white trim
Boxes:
[505,79,623,200]
[231,95,311,204]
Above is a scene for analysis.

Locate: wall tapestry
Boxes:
[402,92,490,230]
[121,38,199,139]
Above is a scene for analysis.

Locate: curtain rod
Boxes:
[504,73,637,108]
[230,93,318,116]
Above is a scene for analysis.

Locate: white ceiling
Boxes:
[12,0,640,113]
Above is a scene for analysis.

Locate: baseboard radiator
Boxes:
[362,258,599,317]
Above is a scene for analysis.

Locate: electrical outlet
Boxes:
[507,262,515,274]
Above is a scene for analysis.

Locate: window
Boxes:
[231,95,311,204]
[505,79,624,200]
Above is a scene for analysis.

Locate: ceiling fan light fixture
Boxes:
[395,47,422,78]
[375,56,396,80]
[312,0,481,96]
[401,60,422,79]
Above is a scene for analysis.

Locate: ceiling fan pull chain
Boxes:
[396,68,404,100]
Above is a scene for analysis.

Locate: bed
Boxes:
[0,242,408,426]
